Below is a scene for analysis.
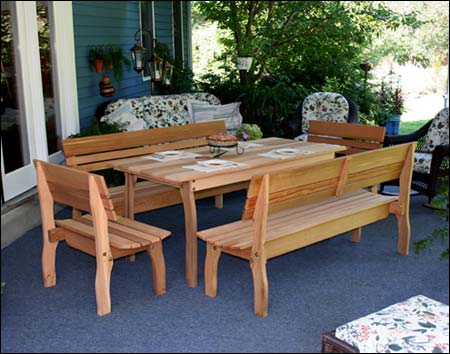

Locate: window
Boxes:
[139,1,155,80]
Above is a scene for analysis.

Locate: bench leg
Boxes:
[95,253,113,316]
[250,255,269,317]
[147,242,167,296]
[396,213,410,255]
[42,239,59,288]
[205,243,221,297]
[350,228,361,243]
[214,194,224,209]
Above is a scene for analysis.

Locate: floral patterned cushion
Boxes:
[335,295,449,353]
[414,152,432,174]
[423,108,449,153]
[301,92,349,134]
[102,93,221,130]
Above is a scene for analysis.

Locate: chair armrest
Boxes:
[431,144,449,172]
[384,119,433,146]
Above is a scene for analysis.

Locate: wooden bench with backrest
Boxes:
[307,120,386,155]
[61,120,248,217]
[197,142,415,317]
[35,160,171,316]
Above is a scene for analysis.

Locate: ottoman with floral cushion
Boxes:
[322,295,449,353]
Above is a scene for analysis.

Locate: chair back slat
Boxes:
[62,121,227,170]
[243,143,415,219]
[308,121,386,153]
[34,160,117,220]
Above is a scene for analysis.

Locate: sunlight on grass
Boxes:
[399,119,430,134]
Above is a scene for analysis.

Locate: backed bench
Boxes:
[307,120,386,155]
[62,121,248,217]
[197,142,415,317]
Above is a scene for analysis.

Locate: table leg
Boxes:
[179,181,198,288]
[124,174,137,219]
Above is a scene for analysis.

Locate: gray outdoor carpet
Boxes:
[1,190,449,353]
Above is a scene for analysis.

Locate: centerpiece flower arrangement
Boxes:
[235,123,263,141]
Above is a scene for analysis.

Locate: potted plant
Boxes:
[88,47,105,73]
[235,123,263,141]
[377,78,405,134]
[104,45,131,83]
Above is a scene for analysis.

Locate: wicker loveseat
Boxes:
[96,93,242,133]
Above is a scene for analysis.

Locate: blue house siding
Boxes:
[73,1,191,130]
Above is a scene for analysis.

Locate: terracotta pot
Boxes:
[99,75,115,97]
[94,59,104,73]
[104,60,113,70]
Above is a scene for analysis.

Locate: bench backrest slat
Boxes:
[35,160,118,221]
[308,121,386,154]
[62,121,227,170]
[243,143,415,220]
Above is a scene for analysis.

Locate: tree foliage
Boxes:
[195,1,416,87]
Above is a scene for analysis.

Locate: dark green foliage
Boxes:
[68,118,123,138]
[413,173,449,260]
[195,1,419,131]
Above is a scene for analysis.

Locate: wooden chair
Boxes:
[34,160,171,316]
[307,120,386,155]
[198,143,415,317]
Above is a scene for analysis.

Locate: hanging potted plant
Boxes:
[107,46,132,83]
[236,56,253,71]
[88,47,105,73]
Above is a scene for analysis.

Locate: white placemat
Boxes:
[182,159,246,173]
[259,148,314,159]
[142,151,202,162]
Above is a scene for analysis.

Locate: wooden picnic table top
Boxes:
[110,137,346,191]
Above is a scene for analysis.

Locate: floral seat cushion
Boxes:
[101,93,221,131]
[335,295,449,353]
[414,152,432,174]
[301,92,349,134]
[423,107,449,153]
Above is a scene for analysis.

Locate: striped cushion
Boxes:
[190,102,243,131]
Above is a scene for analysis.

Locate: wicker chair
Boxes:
[283,92,359,139]
[381,107,449,205]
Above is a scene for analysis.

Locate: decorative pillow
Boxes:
[301,92,349,134]
[191,102,243,131]
[423,107,449,153]
[414,152,432,174]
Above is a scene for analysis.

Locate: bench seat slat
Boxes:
[77,215,170,243]
[198,191,397,251]
[56,219,147,250]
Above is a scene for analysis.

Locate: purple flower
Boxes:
[242,132,249,140]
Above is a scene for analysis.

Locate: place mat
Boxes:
[220,141,264,151]
[142,151,202,162]
[182,159,246,173]
[259,148,314,159]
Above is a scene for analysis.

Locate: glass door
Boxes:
[1,1,78,202]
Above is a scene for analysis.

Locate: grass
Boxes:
[399,119,430,134]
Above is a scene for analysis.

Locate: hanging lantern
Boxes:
[162,60,174,86]
[130,42,147,73]
[148,53,163,82]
